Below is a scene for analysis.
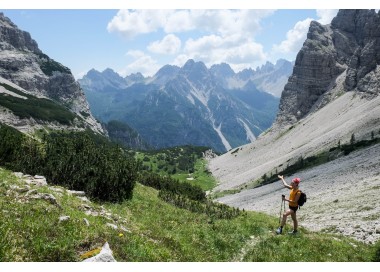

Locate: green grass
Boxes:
[136,146,217,191]
[210,189,242,199]
[243,232,372,262]
[172,159,217,191]
[0,167,377,262]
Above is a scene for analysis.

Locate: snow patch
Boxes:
[211,118,232,151]
[187,93,195,105]
[237,118,256,142]
[186,78,209,108]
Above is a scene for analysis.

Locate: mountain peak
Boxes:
[182,59,208,71]
[155,64,180,77]
[102,68,118,76]
[150,64,180,86]
[125,72,145,84]
[257,61,275,73]
[85,68,103,79]
[0,12,16,28]
[180,59,209,78]
[275,8,380,128]
[0,13,41,53]
[183,59,195,67]
[210,63,235,79]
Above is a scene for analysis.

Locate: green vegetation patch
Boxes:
[243,232,373,262]
[0,125,138,202]
[37,52,71,76]
[136,145,217,191]
[0,83,77,125]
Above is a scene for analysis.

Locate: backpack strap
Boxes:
[296,189,302,208]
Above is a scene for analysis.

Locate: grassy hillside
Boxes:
[136,145,218,191]
[0,167,377,262]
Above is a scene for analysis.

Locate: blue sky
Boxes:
[0,2,366,80]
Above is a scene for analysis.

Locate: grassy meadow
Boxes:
[0,166,378,262]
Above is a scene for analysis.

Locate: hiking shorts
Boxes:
[289,205,298,213]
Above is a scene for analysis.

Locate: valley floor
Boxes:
[215,143,380,244]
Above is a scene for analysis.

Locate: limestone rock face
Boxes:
[209,9,380,192]
[0,12,103,134]
[331,10,380,94]
[275,9,380,128]
[0,14,40,53]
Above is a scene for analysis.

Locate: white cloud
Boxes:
[163,10,195,33]
[147,34,181,55]
[273,18,313,54]
[171,55,189,68]
[316,9,339,24]
[175,34,266,71]
[107,10,171,39]
[184,35,225,54]
[120,50,160,77]
[108,9,274,38]
[108,9,275,73]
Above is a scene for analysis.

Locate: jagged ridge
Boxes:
[80,60,283,152]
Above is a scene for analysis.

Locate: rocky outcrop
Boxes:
[332,10,380,94]
[0,14,40,53]
[275,9,380,128]
[0,12,103,134]
[82,242,116,262]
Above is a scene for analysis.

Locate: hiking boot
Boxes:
[288,230,298,235]
[275,227,283,234]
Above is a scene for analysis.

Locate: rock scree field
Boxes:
[215,143,380,244]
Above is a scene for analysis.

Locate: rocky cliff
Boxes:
[209,9,380,191]
[0,12,103,134]
[275,9,380,128]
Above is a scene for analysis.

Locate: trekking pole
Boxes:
[278,198,283,224]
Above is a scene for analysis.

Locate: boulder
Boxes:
[82,242,116,262]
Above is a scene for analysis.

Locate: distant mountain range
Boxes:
[79,59,293,152]
[0,11,293,152]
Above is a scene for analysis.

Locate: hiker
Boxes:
[276,175,301,235]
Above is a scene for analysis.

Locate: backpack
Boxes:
[298,191,307,207]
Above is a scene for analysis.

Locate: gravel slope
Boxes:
[215,143,380,244]
[209,92,380,192]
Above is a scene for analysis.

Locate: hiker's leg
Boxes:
[281,210,292,227]
[290,211,298,230]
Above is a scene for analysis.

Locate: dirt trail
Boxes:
[216,143,380,244]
